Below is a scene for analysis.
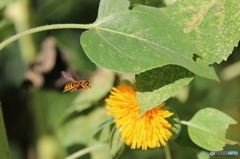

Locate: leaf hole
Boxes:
[192,54,202,62]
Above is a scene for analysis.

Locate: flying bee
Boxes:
[61,71,91,92]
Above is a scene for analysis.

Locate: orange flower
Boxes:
[105,83,173,150]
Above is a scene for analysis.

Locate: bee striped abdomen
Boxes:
[63,82,78,92]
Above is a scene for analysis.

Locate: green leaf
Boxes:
[93,117,114,141]
[80,0,219,81]
[184,107,239,151]
[0,104,10,159]
[121,79,134,87]
[96,0,130,19]
[57,107,111,158]
[162,0,240,64]
[197,151,210,159]
[109,127,125,159]
[57,108,109,146]
[136,65,194,114]
[167,106,181,141]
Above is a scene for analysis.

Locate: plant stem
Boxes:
[0,23,93,50]
[164,142,171,159]
[0,105,10,159]
[65,143,104,159]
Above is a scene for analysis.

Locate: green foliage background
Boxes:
[0,0,239,159]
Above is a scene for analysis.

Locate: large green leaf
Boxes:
[136,65,194,114]
[0,105,10,159]
[183,108,239,151]
[162,0,240,64]
[57,107,110,158]
[80,0,218,81]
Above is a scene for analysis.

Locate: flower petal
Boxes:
[106,83,173,150]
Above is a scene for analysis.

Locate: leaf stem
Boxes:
[65,143,104,159]
[0,23,93,50]
[180,120,189,125]
[164,142,171,159]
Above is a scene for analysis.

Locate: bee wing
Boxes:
[61,71,77,82]
[71,70,82,81]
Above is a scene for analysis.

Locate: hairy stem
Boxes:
[0,23,93,50]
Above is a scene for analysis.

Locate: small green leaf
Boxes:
[162,0,240,64]
[184,107,239,151]
[81,0,219,81]
[197,151,210,159]
[93,117,114,141]
[136,65,194,114]
[0,104,10,159]
[167,106,181,141]
[109,127,125,159]
[121,79,134,87]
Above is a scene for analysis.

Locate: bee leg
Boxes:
[70,87,78,92]
[84,88,89,93]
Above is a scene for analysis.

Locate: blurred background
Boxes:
[0,0,239,159]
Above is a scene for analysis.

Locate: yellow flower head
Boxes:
[105,83,173,150]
